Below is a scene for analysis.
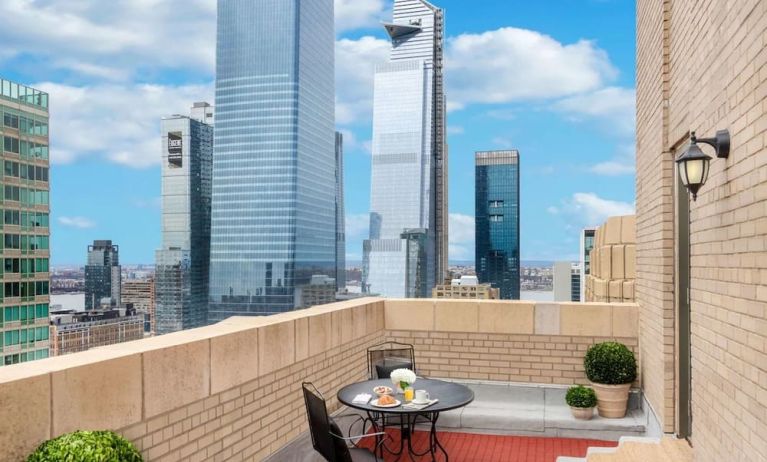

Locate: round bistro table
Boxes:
[338,378,474,461]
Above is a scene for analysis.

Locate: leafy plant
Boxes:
[566,385,597,408]
[584,341,637,385]
[27,430,143,462]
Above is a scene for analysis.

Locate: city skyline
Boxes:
[0,1,636,266]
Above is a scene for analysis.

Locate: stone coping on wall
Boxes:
[0,298,638,461]
[385,299,639,338]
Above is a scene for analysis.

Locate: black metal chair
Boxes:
[302,382,386,462]
[367,342,417,380]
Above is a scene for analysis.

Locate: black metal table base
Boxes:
[365,411,448,461]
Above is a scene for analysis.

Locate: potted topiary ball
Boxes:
[566,385,597,420]
[27,430,143,462]
[584,341,637,418]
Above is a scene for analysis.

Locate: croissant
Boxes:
[378,394,396,405]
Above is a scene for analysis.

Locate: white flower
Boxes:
[390,368,417,387]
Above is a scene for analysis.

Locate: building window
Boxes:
[489,214,504,222]
[489,200,504,208]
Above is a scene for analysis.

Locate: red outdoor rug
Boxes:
[360,429,617,461]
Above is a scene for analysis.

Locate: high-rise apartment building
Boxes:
[121,278,156,334]
[0,78,51,366]
[553,261,580,302]
[579,228,596,302]
[335,132,346,291]
[475,150,520,299]
[155,104,213,334]
[208,0,336,319]
[85,240,120,310]
[363,0,447,298]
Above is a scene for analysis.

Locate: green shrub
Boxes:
[27,430,143,462]
[566,385,597,408]
[584,341,637,385]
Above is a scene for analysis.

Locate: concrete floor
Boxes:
[268,381,649,462]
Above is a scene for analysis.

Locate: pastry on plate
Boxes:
[377,394,396,406]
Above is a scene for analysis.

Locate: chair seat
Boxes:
[349,448,378,462]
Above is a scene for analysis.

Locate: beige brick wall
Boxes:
[386,299,639,386]
[636,0,678,435]
[638,0,767,459]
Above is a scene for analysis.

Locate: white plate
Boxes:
[371,398,401,408]
[410,399,430,405]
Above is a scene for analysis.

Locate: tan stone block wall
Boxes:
[586,215,637,303]
[0,299,386,462]
[0,298,639,461]
[638,0,767,457]
[385,300,639,386]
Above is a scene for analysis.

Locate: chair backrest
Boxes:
[302,382,336,461]
[367,342,416,379]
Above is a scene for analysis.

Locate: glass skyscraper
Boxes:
[475,151,520,300]
[85,240,121,310]
[363,0,447,298]
[209,0,336,319]
[155,103,213,334]
[0,78,51,366]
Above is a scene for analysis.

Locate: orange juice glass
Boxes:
[404,387,414,402]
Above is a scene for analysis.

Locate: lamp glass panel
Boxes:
[685,158,706,185]
[679,162,690,186]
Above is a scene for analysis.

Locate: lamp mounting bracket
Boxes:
[691,129,730,159]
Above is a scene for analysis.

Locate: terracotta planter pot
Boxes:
[591,382,631,418]
[570,406,594,420]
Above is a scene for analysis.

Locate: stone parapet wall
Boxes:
[385,299,639,385]
[0,298,638,461]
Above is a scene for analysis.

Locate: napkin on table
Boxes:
[353,393,372,404]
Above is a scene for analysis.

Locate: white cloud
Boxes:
[0,0,216,79]
[346,213,370,240]
[36,82,213,167]
[553,87,636,138]
[335,0,388,32]
[446,27,617,110]
[449,213,475,262]
[589,144,636,176]
[562,193,635,226]
[336,36,390,125]
[58,216,96,229]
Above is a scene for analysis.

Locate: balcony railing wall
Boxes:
[0,298,638,461]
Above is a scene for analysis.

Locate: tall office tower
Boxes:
[209,0,336,319]
[335,132,346,291]
[362,0,447,298]
[580,227,596,302]
[85,240,121,310]
[155,104,213,334]
[0,78,51,366]
[475,151,520,300]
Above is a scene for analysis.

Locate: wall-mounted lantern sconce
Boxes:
[675,129,730,200]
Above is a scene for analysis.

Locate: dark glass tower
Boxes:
[475,151,520,300]
[209,0,336,319]
[85,240,120,310]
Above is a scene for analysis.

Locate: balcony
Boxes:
[0,298,676,462]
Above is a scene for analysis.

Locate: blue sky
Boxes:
[0,0,636,265]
